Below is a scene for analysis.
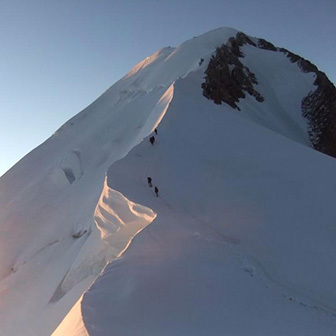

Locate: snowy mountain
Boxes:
[1,27,336,335]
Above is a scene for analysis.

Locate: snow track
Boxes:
[0,69,174,335]
[59,68,336,335]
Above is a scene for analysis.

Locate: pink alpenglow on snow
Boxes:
[0,28,336,336]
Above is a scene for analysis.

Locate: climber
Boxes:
[154,128,158,135]
[154,186,159,197]
[150,136,155,145]
[147,177,153,187]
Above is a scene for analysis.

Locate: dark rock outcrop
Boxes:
[202,33,264,110]
[258,38,277,51]
[279,48,318,73]
[279,48,336,157]
[202,32,336,157]
[228,32,256,57]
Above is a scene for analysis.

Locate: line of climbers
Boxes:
[148,128,159,197]
[147,177,159,197]
[149,128,158,145]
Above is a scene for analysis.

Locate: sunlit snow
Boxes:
[0,27,335,336]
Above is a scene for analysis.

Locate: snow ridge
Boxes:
[1,27,336,335]
[202,31,336,157]
[60,69,336,335]
[0,27,238,335]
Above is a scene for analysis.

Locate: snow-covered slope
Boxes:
[56,71,336,335]
[1,27,336,335]
[0,27,237,336]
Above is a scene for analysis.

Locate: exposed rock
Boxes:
[202,32,336,158]
[258,38,277,51]
[279,48,336,157]
[279,48,318,73]
[301,73,336,157]
[228,32,256,57]
[202,33,264,109]
[236,32,256,46]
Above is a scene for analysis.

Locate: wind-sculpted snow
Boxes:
[94,176,156,257]
[62,69,336,335]
[0,27,242,335]
[0,55,174,335]
[1,27,336,335]
[51,176,156,304]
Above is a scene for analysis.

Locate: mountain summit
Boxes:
[1,27,336,335]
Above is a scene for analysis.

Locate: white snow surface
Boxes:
[1,27,335,335]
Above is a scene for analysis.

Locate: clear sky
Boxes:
[0,0,335,176]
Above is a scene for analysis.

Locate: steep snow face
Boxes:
[237,43,315,144]
[58,69,336,335]
[202,32,336,157]
[1,26,334,335]
[0,27,242,335]
[0,83,173,336]
[202,34,316,147]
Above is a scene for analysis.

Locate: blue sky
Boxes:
[0,0,335,176]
